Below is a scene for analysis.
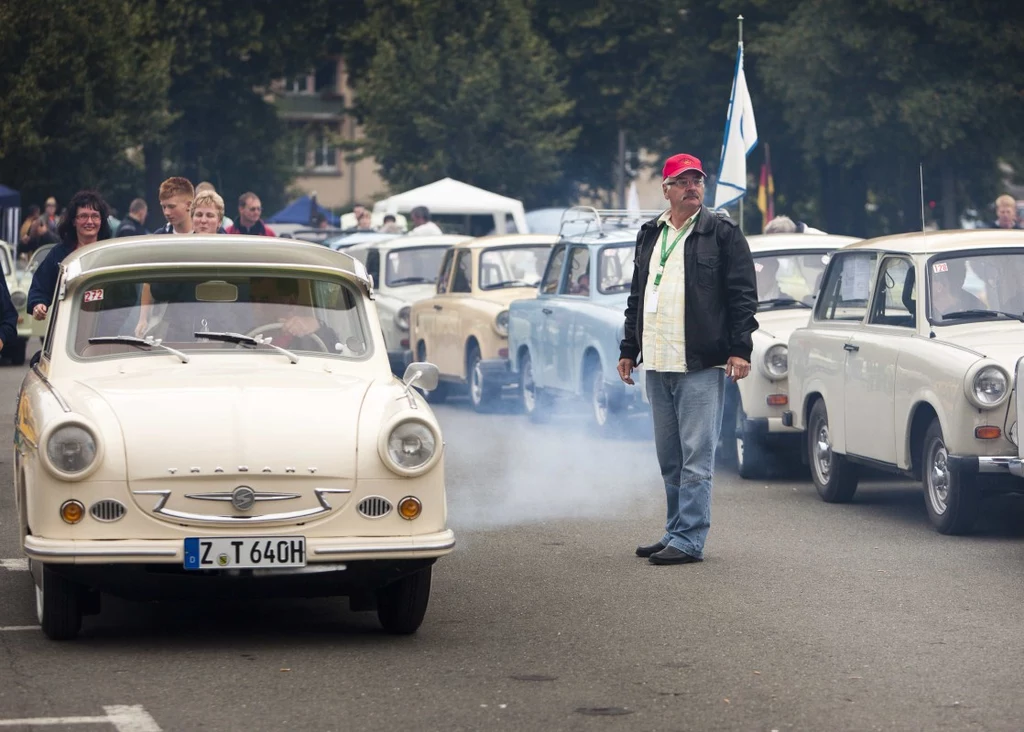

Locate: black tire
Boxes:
[36,565,83,641]
[807,399,859,502]
[921,418,980,535]
[417,342,448,404]
[586,361,624,435]
[467,343,498,413]
[735,400,767,480]
[519,351,551,422]
[377,567,432,635]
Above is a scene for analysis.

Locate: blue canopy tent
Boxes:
[266,194,339,227]
[0,184,21,254]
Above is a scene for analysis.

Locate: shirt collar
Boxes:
[657,208,700,231]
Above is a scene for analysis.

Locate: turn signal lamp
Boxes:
[398,496,422,520]
[766,394,788,406]
[60,500,85,524]
[974,426,1001,440]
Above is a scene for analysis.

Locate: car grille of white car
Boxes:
[89,499,127,522]
[357,496,392,519]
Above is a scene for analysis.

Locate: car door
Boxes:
[524,243,566,389]
[435,249,472,376]
[548,245,589,392]
[807,250,878,455]
[843,255,914,463]
[417,248,454,365]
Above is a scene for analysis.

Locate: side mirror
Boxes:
[29,350,42,368]
[403,362,439,392]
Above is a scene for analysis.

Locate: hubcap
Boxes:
[814,420,832,483]
[927,441,951,515]
[592,372,608,426]
[470,359,484,404]
[522,358,536,412]
[35,580,43,624]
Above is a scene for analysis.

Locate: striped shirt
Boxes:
[642,209,699,372]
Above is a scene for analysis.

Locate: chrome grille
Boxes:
[357,496,392,519]
[89,499,126,522]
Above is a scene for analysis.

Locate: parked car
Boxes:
[0,240,53,365]
[408,234,557,411]
[346,234,468,375]
[279,228,347,245]
[507,215,651,432]
[324,231,399,251]
[15,234,454,639]
[785,230,1024,534]
[721,233,860,477]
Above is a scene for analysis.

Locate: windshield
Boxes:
[28,243,55,273]
[755,250,833,309]
[928,251,1024,324]
[597,244,635,294]
[479,245,550,290]
[70,272,371,359]
[385,246,447,286]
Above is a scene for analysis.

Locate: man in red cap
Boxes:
[617,152,758,565]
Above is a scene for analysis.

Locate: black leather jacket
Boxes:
[619,206,758,370]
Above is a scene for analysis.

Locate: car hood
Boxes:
[475,287,540,307]
[753,308,814,342]
[73,366,371,481]
[379,283,437,305]
[937,323,1024,371]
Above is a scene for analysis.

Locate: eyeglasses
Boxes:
[75,212,102,222]
[666,177,705,188]
[246,206,262,212]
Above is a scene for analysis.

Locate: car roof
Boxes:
[61,235,368,284]
[747,233,861,253]
[839,229,1024,255]
[344,234,470,254]
[452,233,559,250]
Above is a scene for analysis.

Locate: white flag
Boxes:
[713,45,758,210]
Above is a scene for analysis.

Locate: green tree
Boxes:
[352,0,577,208]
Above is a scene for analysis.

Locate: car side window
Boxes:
[566,246,590,296]
[436,250,455,294]
[868,257,915,328]
[42,285,61,360]
[814,252,878,322]
[540,245,566,295]
[451,250,472,293]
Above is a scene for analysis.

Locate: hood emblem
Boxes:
[231,486,256,511]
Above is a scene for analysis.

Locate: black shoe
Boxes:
[649,546,702,565]
[635,541,666,558]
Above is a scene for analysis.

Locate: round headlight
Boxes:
[494,310,509,337]
[387,421,437,471]
[763,344,788,379]
[11,290,27,310]
[46,425,98,474]
[973,366,1008,407]
[395,306,411,331]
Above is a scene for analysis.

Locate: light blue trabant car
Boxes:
[508,212,653,432]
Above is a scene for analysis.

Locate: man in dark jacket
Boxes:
[618,153,758,566]
[115,198,149,237]
[0,276,19,358]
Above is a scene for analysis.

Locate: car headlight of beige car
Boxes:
[761,343,788,380]
[378,415,442,477]
[11,289,27,310]
[494,309,509,337]
[964,362,1010,409]
[395,305,411,331]
[41,419,104,481]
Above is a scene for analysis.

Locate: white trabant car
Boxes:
[1,241,52,365]
[723,234,859,477]
[786,230,1024,534]
[345,234,467,375]
[14,235,453,639]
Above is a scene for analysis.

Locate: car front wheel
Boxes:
[586,361,624,435]
[807,399,859,502]
[417,342,448,404]
[922,418,980,535]
[467,344,498,413]
[735,400,767,479]
[36,565,82,641]
[377,567,432,634]
[519,351,551,422]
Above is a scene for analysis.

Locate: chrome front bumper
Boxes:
[948,455,1024,478]
[23,530,456,564]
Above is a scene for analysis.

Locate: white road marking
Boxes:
[0,625,38,632]
[0,704,161,730]
[0,558,28,571]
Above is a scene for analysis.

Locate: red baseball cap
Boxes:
[662,153,706,181]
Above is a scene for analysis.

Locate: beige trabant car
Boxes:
[409,234,556,411]
[1,241,52,364]
[345,234,468,375]
[786,230,1024,534]
[15,235,453,639]
[723,234,860,477]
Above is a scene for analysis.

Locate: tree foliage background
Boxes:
[1,0,1022,235]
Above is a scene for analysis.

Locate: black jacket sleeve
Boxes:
[0,275,18,347]
[27,244,67,312]
[619,230,644,363]
[720,222,759,361]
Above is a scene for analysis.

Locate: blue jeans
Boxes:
[645,368,726,559]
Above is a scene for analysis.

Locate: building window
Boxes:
[313,126,337,170]
[287,74,313,94]
[315,61,339,95]
[290,123,308,170]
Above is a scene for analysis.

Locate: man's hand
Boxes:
[32,304,47,321]
[725,356,751,382]
[280,315,319,337]
[617,357,636,385]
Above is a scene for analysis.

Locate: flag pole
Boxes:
[737,15,744,231]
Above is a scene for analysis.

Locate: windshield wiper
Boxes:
[942,309,1024,323]
[388,277,433,285]
[88,335,190,363]
[487,279,538,289]
[758,297,812,309]
[193,331,300,364]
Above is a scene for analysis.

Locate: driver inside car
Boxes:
[755,258,795,303]
[931,259,986,320]
[250,277,340,352]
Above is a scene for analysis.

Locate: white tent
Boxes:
[373,178,528,235]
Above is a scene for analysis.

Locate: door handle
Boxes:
[843,343,859,352]
[433,304,443,311]
[541,308,553,315]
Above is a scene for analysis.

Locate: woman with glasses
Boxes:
[28,190,114,322]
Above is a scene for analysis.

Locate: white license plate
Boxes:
[184,536,306,570]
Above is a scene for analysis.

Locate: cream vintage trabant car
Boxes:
[785,230,1024,534]
[0,240,52,364]
[408,234,556,412]
[722,233,860,477]
[14,235,454,640]
[345,234,468,375]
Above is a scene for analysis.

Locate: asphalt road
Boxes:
[2,364,1024,731]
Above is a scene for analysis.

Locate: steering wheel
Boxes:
[244,323,329,352]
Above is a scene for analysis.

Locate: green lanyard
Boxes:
[654,216,695,288]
